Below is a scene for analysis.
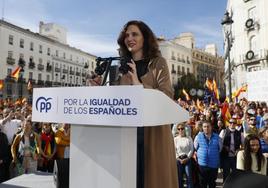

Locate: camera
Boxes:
[118,56,132,74]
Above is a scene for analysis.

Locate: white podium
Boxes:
[32,86,189,188]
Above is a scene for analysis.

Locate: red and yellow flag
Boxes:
[221,102,232,126]
[0,80,3,90]
[232,84,248,99]
[213,79,219,100]
[182,89,190,101]
[11,66,21,81]
[205,78,214,91]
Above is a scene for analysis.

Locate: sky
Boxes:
[0,0,227,57]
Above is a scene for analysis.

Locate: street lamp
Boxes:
[221,11,234,102]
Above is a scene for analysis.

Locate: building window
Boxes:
[47,48,50,56]
[187,68,190,74]
[39,45,42,53]
[9,35,13,45]
[38,73,42,80]
[7,68,12,76]
[20,39,24,48]
[8,51,13,58]
[30,42,34,51]
[29,72,33,79]
[70,55,72,61]
[249,35,257,51]
[248,6,257,19]
[182,67,185,74]
[46,75,50,81]
[177,66,180,74]
[63,52,66,59]
[39,58,43,64]
[56,50,59,57]
[171,51,175,60]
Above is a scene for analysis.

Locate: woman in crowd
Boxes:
[11,118,40,175]
[39,122,56,172]
[91,20,178,188]
[259,126,268,157]
[237,134,267,175]
[174,123,194,188]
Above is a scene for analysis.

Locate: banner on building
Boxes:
[247,70,268,101]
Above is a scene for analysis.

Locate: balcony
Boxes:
[38,64,44,71]
[70,70,75,75]
[5,75,15,82]
[241,49,268,66]
[18,58,26,67]
[37,80,44,85]
[76,72,81,76]
[6,57,15,65]
[63,69,68,74]
[45,81,53,87]
[29,62,35,69]
[55,67,61,72]
[46,65,52,72]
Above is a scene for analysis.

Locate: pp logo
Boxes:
[36,97,52,113]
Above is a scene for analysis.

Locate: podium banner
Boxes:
[32,86,143,126]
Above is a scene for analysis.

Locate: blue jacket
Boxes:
[196,132,220,168]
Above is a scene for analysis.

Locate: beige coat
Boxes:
[120,56,178,188]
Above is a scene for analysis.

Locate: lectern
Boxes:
[32,86,189,188]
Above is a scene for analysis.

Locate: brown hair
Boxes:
[117,20,160,60]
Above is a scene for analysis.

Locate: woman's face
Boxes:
[250,139,260,153]
[263,129,268,139]
[24,120,32,131]
[177,126,185,136]
[124,25,144,57]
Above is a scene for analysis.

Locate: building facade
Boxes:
[158,36,193,87]
[192,48,225,95]
[159,32,225,97]
[224,0,268,93]
[0,20,97,99]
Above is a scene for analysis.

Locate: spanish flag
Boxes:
[11,66,21,81]
[205,78,213,92]
[0,80,3,90]
[182,89,190,101]
[232,84,248,99]
[213,79,219,100]
[221,102,232,126]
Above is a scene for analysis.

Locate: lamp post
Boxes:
[221,11,234,102]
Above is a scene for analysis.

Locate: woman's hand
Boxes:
[89,74,102,86]
[126,60,142,85]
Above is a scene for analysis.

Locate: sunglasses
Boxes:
[177,128,184,131]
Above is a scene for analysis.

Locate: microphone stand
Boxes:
[95,57,120,86]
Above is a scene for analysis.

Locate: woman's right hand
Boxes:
[88,72,102,86]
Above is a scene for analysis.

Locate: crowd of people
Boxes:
[0,100,70,183]
[173,98,268,187]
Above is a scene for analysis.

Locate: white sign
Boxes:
[32,86,143,127]
[247,70,268,101]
